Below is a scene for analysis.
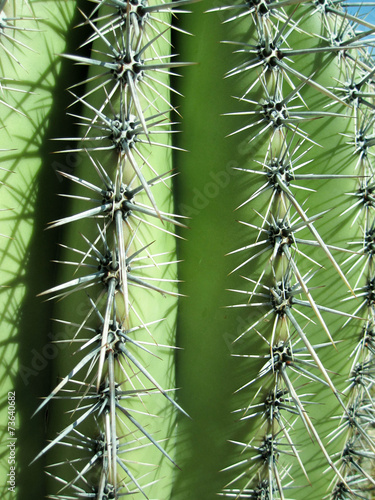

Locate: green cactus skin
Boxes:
[1,0,375,500]
[0,2,90,497]
[172,1,375,499]
[27,1,190,499]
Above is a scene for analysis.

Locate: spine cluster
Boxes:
[32,1,190,498]
[212,1,375,498]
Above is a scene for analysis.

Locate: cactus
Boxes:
[1,0,375,499]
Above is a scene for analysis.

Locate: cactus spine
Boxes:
[1,0,375,499]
